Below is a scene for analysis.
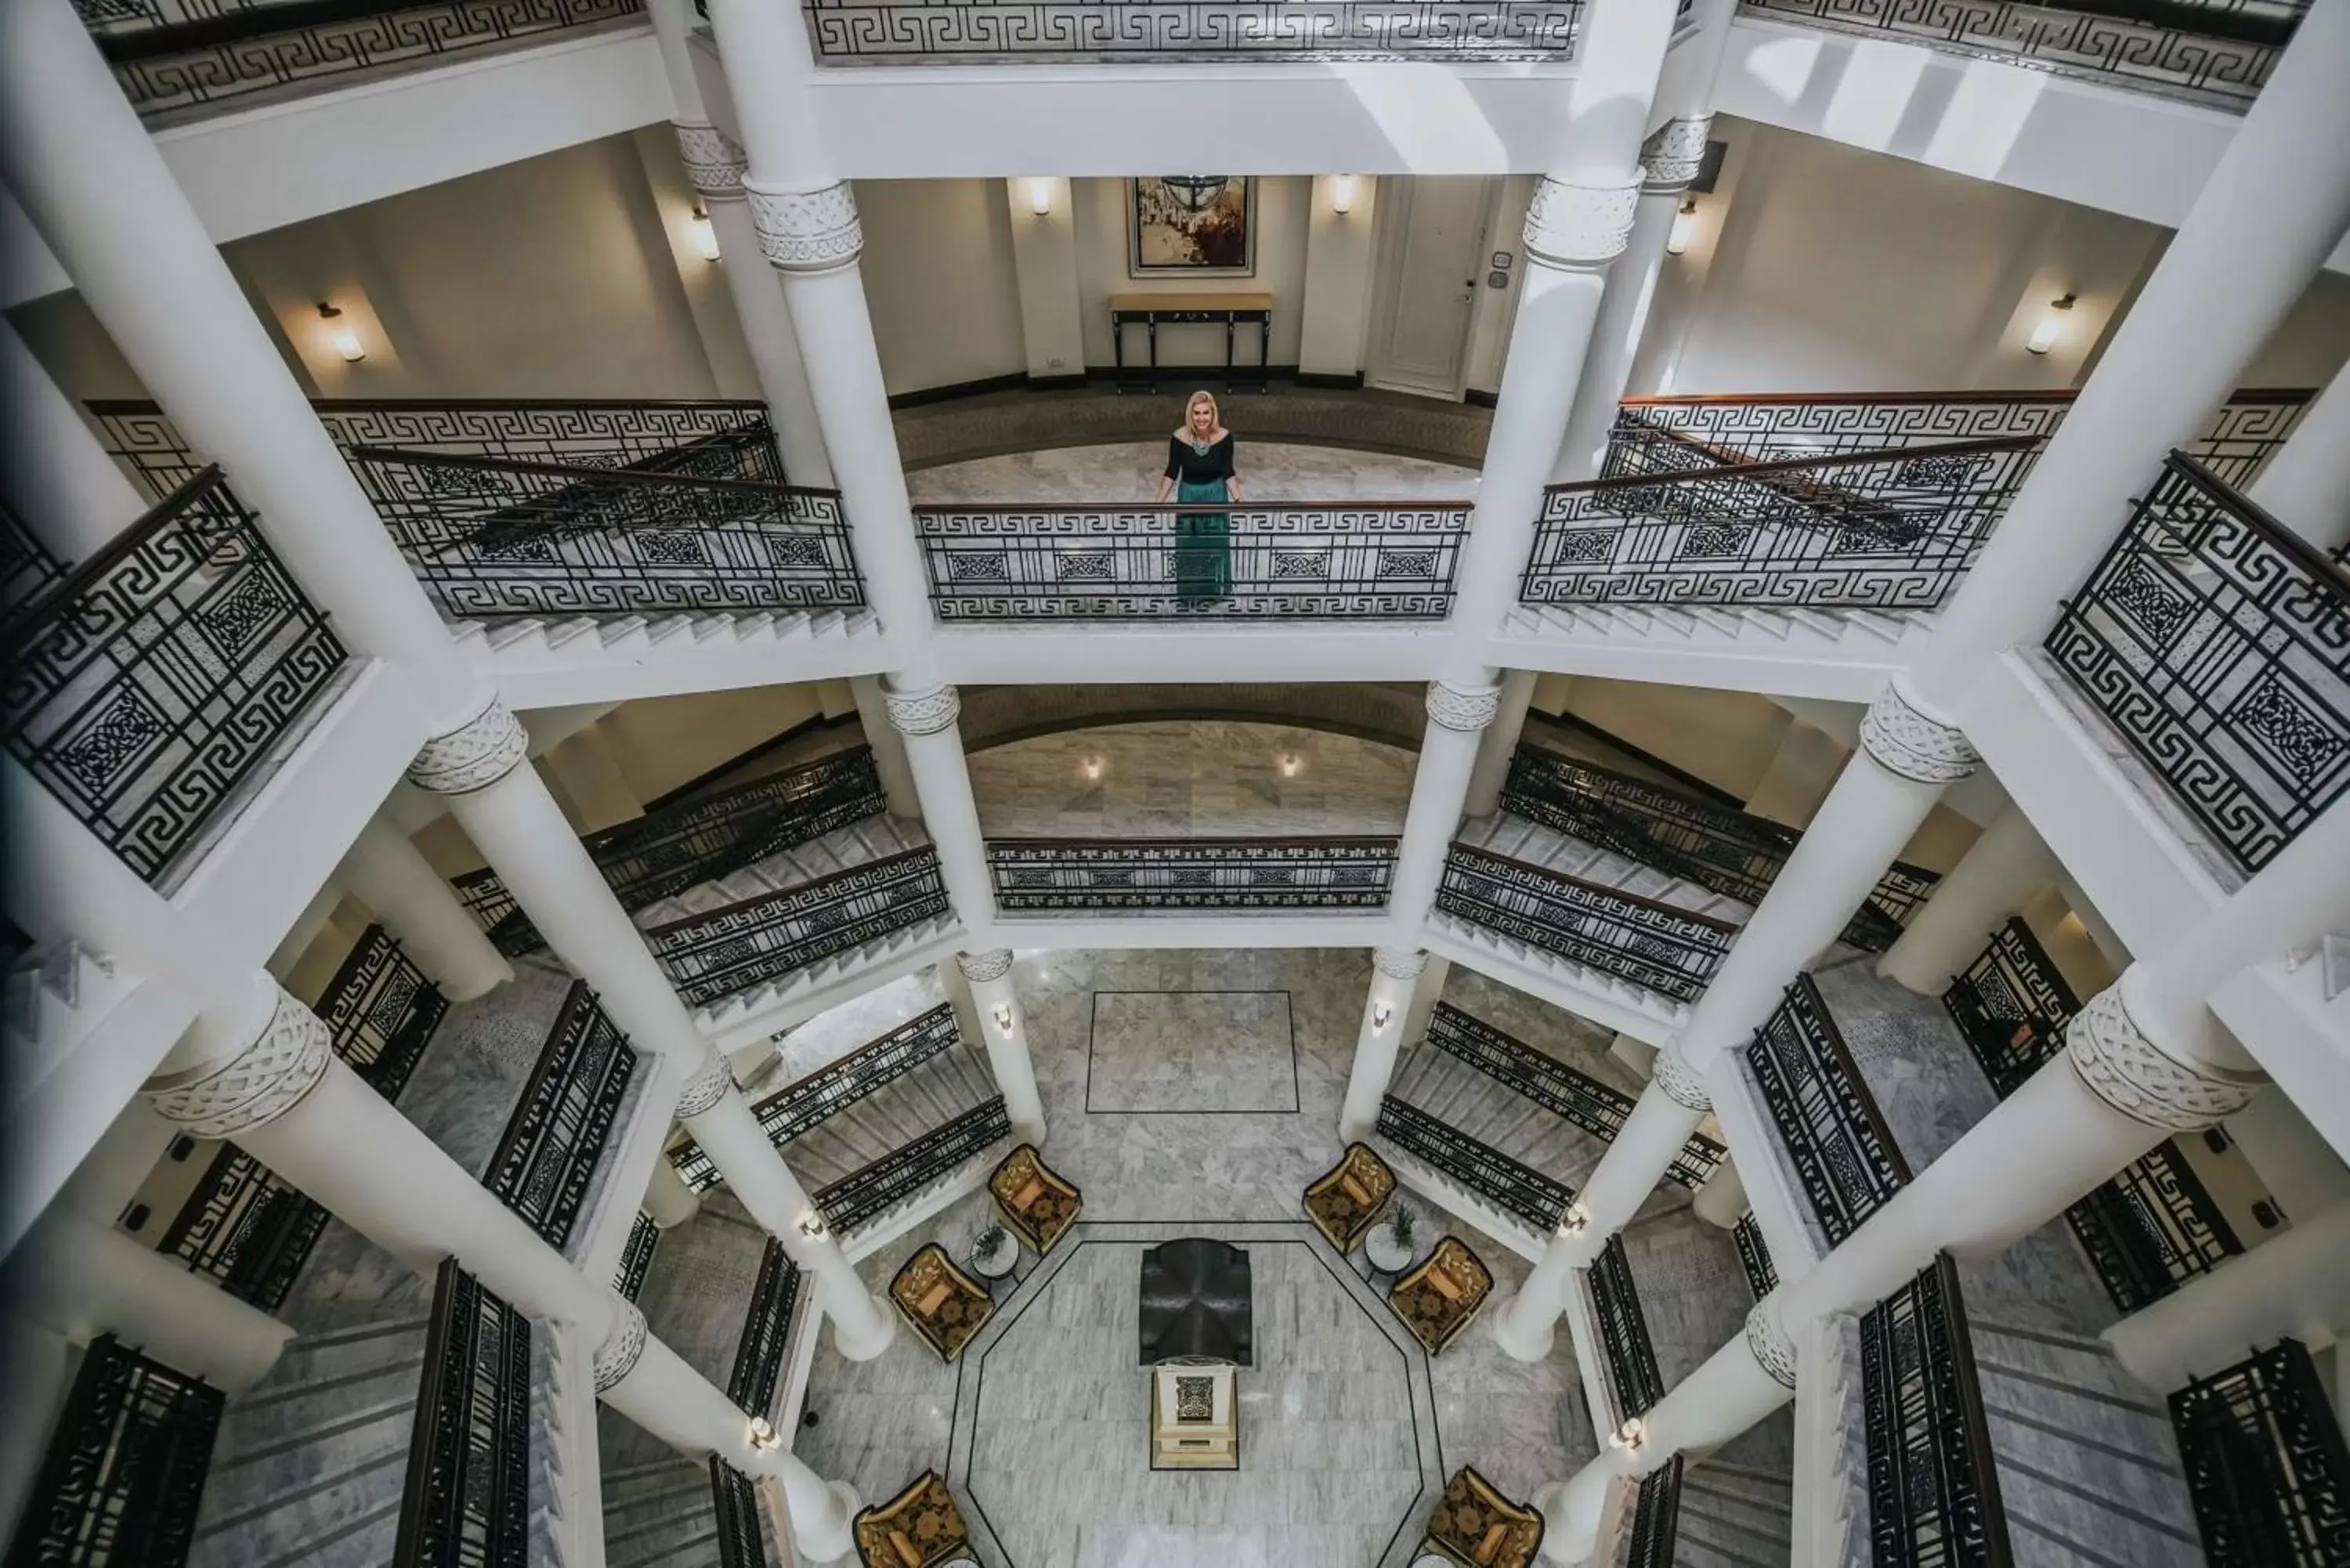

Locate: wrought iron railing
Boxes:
[1861,1254,2012,1568]
[672,1003,962,1190]
[1625,1454,1683,1568]
[1435,841,1737,1003]
[0,466,346,887]
[2170,1338,2349,1567]
[710,1458,767,1568]
[1,501,63,620]
[1425,1004,1724,1188]
[345,442,862,622]
[915,501,1470,620]
[814,1096,1011,1234]
[1747,974,1911,1245]
[799,0,1584,61]
[9,1333,222,1568]
[1943,916,2081,1098]
[454,746,889,956]
[396,1260,531,1568]
[1526,435,2041,612]
[647,845,953,1010]
[988,836,1397,911]
[2046,451,2349,876]
[1591,1234,1663,1418]
[1499,746,1938,952]
[1738,0,2305,109]
[482,981,636,1251]
[728,1240,801,1417]
[80,0,646,117]
[1375,1094,1571,1234]
[316,923,448,1101]
[1733,1212,1777,1300]
[614,1211,660,1302]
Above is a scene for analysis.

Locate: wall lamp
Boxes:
[316,302,364,363]
[1332,175,1358,215]
[1026,177,1054,216]
[749,1415,780,1451]
[2026,292,2077,355]
[689,206,721,262]
[1371,1001,1394,1031]
[1556,1201,1591,1238]
[992,1003,1016,1035]
[1665,197,1699,256]
[1610,1417,1648,1454]
[797,1212,829,1241]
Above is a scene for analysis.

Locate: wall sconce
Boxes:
[1278,753,1301,778]
[1609,1417,1647,1454]
[797,1212,829,1241]
[1081,755,1104,781]
[992,1003,1015,1035]
[1331,175,1357,215]
[1665,198,1699,257]
[1371,1001,1394,1031]
[1556,1201,1591,1238]
[2026,293,2077,355]
[316,302,364,363]
[749,1415,780,1451]
[689,207,721,262]
[1026,177,1054,217]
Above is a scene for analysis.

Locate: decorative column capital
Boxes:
[1523,174,1643,269]
[1653,1042,1711,1112]
[2065,981,2262,1132]
[1640,115,1714,193]
[1744,1293,1799,1390]
[956,949,1014,985]
[145,980,332,1140]
[674,1053,736,1119]
[672,121,747,202]
[884,683,960,737]
[1425,679,1502,734]
[407,696,528,796]
[1372,946,1430,981]
[746,179,862,274]
[593,1297,649,1392]
[1858,677,1979,786]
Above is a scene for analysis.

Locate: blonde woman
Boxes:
[1155,389,1241,605]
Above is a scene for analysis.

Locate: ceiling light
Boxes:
[1665,198,1699,257]
[2026,293,2077,355]
[316,302,363,363]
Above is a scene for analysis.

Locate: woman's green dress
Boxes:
[1165,432,1235,605]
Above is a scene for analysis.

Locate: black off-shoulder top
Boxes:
[1164,433,1236,485]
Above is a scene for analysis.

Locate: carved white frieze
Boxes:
[747,179,862,273]
[1653,1042,1712,1112]
[673,121,747,201]
[407,697,528,796]
[1523,175,1643,269]
[674,1053,736,1119]
[594,1297,649,1392]
[2065,985,2262,1132]
[146,983,332,1140]
[956,949,1014,985]
[885,684,961,737]
[1858,679,1979,786]
[1745,1293,1799,1390]
[1372,947,1430,982]
[1640,115,1713,194]
[1425,680,1502,734]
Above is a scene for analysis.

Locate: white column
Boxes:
[1340,948,1431,1143]
[1391,680,1503,930]
[1462,669,1539,818]
[849,674,922,820]
[886,683,995,937]
[335,815,512,1002]
[1400,953,1451,1049]
[643,1152,703,1230]
[1876,807,2059,995]
[1690,1152,1748,1230]
[956,950,1045,1146]
[2250,355,2350,551]
[0,315,146,559]
[2105,1201,2350,1392]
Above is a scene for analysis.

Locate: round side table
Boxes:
[969,1235,1021,1296]
[1363,1224,1415,1292]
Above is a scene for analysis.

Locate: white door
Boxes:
[1365,176,1496,399]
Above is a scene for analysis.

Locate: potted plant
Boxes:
[1371,1202,1417,1268]
[969,1219,1015,1276]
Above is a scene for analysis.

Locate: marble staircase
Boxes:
[1676,1460,1795,1568]
[782,1038,1008,1239]
[1455,811,1754,927]
[598,1454,721,1568]
[1386,1030,1611,1194]
[631,815,931,930]
[392,952,579,1186]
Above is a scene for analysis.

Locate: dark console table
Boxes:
[1137,1237,1253,1366]
[1110,292,1272,395]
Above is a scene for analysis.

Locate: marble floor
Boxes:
[907,440,1478,507]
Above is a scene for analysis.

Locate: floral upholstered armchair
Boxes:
[1301,1141,1395,1252]
[1389,1235,1493,1355]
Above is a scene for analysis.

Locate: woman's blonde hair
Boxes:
[1180,389,1221,435]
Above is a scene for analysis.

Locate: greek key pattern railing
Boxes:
[1738,0,2304,109]
[647,846,953,1010]
[316,923,448,1102]
[1592,1234,1663,1418]
[396,1260,531,1568]
[2170,1339,2350,1567]
[614,1211,660,1302]
[1527,435,2041,611]
[915,503,1469,619]
[81,0,645,117]
[1862,1254,2012,1568]
[728,1241,801,1418]
[989,836,1397,911]
[814,1097,1012,1234]
[2046,451,2349,876]
[159,1144,332,1312]
[9,1333,222,1568]
[1943,916,2080,1098]
[800,0,1583,60]
[347,442,863,622]
[1626,1455,1683,1568]
[1501,745,1938,952]
[1747,974,1911,1246]
[1734,1212,1777,1300]
[710,1458,766,1568]
[1,502,62,621]
[1425,1004,1725,1189]
[0,466,346,887]
[671,1003,962,1190]
[1374,1094,1571,1234]
[483,981,636,1251]
[1436,842,1737,1004]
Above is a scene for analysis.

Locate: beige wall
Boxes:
[856,178,1027,395]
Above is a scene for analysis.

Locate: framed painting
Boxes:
[1128,176,1256,277]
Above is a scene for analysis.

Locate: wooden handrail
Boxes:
[1619,385,2313,408]
[2164,449,2350,598]
[1544,432,2041,498]
[985,834,1401,850]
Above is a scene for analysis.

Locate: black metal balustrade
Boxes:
[316,923,448,1101]
[1625,1455,1683,1568]
[1591,1234,1663,1418]
[2046,451,2350,876]
[915,501,1470,620]
[1499,746,1939,952]
[0,466,346,887]
[5,1334,222,1568]
[1746,974,1911,1245]
[1375,1095,1571,1234]
[710,1458,767,1568]
[2171,1338,2350,1566]
[1861,1254,2012,1568]
[814,1097,1011,1233]
[1526,435,2042,612]
[1733,1212,1777,1300]
[615,1211,660,1302]
[1943,916,2081,1098]
[1,502,63,621]
[988,836,1397,911]
[799,0,1583,61]
[396,1261,531,1568]
[646,845,953,1010]
[1738,0,2305,108]
[79,0,645,117]
[728,1240,801,1418]
[346,442,862,622]
[482,981,637,1250]
[1435,842,1738,1003]
[1425,1004,1725,1189]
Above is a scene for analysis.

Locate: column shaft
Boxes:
[888,685,995,936]
[1340,948,1430,1143]
[337,816,513,1003]
[957,951,1045,1145]
[1875,807,2057,995]
[0,315,145,559]
[644,1152,703,1230]
[1462,669,1538,818]
[2104,1201,2350,1392]
[2250,357,2350,551]
[1392,681,1502,930]
[849,674,922,818]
